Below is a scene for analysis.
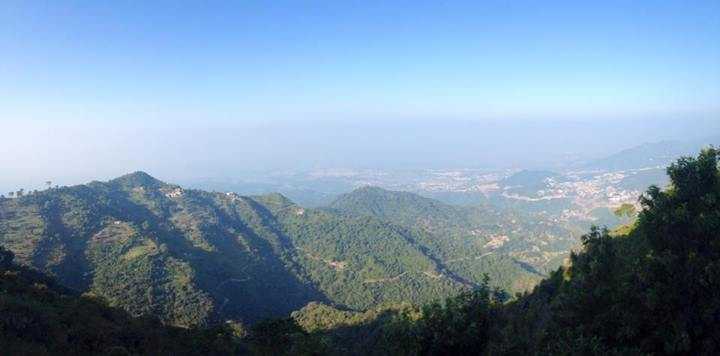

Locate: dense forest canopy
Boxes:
[1,148,719,355]
[0,171,555,329]
[0,245,245,355]
[251,148,720,355]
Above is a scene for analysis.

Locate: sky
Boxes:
[1,1,719,189]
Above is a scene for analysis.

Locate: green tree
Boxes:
[612,203,636,218]
[0,246,14,269]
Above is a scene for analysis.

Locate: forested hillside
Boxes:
[1,173,314,326]
[0,246,244,355]
[330,186,550,291]
[0,172,489,326]
[255,148,720,355]
[3,149,718,355]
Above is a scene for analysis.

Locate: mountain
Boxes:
[500,170,560,187]
[329,186,497,235]
[0,172,472,327]
[5,150,719,354]
[251,148,720,355]
[497,169,567,200]
[184,176,352,208]
[587,136,719,171]
[329,186,546,292]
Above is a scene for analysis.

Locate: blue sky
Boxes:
[2,1,719,124]
[1,1,719,189]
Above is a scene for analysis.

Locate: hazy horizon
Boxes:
[2,1,719,192]
[2,117,719,194]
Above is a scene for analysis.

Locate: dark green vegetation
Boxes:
[1,173,311,326]
[0,246,245,355]
[329,186,564,289]
[254,148,720,355]
[3,149,718,355]
[1,173,507,327]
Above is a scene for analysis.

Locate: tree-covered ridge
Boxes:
[329,186,548,291]
[3,149,718,355]
[1,172,494,326]
[0,246,245,355]
[0,172,317,326]
[259,148,720,355]
[492,148,720,354]
[329,186,507,240]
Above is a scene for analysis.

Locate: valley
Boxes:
[3,2,719,352]
[0,166,648,329]
[0,172,539,327]
[2,139,715,332]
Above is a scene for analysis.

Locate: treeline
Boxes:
[0,246,246,355]
[251,148,720,355]
[2,148,718,355]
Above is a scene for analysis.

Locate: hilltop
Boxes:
[0,172,487,326]
[586,136,719,171]
[329,186,547,292]
[251,148,720,355]
[3,149,720,354]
